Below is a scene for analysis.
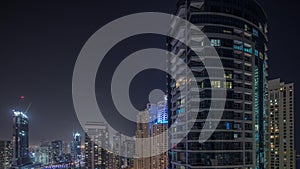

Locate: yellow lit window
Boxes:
[211,81,221,88]
[224,73,233,79]
[224,82,233,89]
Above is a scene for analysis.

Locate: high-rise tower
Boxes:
[134,98,168,169]
[51,140,64,164]
[84,122,109,169]
[0,140,13,169]
[267,79,295,169]
[167,0,268,168]
[71,132,82,162]
[12,110,32,168]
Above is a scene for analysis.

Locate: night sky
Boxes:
[0,0,299,154]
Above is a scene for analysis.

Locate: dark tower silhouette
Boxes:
[11,96,32,168]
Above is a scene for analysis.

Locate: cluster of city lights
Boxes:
[13,111,28,119]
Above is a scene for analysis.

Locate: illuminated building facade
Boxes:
[134,110,151,169]
[267,79,295,169]
[51,140,64,164]
[124,139,135,168]
[12,111,32,167]
[167,0,268,168]
[112,133,122,169]
[107,151,114,169]
[151,100,168,169]
[33,142,52,166]
[156,97,168,124]
[71,132,82,162]
[84,122,109,169]
[151,124,168,169]
[0,140,13,169]
[134,99,168,169]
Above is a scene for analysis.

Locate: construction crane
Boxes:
[18,95,32,114]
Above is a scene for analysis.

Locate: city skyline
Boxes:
[0,0,299,168]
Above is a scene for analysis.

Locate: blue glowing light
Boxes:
[226,122,231,130]
[253,28,259,37]
[244,47,252,54]
[255,49,259,57]
[233,45,243,51]
[150,96,168,124]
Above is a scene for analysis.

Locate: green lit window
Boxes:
[211,39,221,47]
[244,43,252,54]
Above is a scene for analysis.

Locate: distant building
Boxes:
[134,98,168,169]
[71,132,82,162]
[112,133,122,169]
[63,142,71,155]
[33,142,52,166]
[12,111,32,167]
[156,98,168,124]
[51,140,64,164]
[123,139,135,168]
[134,110,151,169]
[151,123,168,169]
[267,79,296,169]
[107,151,114,169]
[150,98,168,169]
[110,133,135,169]
[84,122,109,169]
[0,140,13,169]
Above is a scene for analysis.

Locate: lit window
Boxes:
[201,82,204,88]
[224,82,233,89]
[211,39,221,47]
[233,44,243,51]
[255,49,259,57]
[224,73,233,79]
[244,43,252,54]
[244,24,250,31]
[253,28,259,37]
[211,81,221,88]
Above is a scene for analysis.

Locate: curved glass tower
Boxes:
[167,0,268,168]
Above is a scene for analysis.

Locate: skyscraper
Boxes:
[134,110,151,169]
[51,140,64,164]
[12,111,32,167]
[267,79,295,169]
[150,98,168,169]
[151,123,168,169]
[0,140,13,169]
[123,139,135,168]
[84,122,109,169]
[71,132,82,162]
[167,0,268,168]
[134,99,168,169]
[33,141,52,166]
[112,132,123,169]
